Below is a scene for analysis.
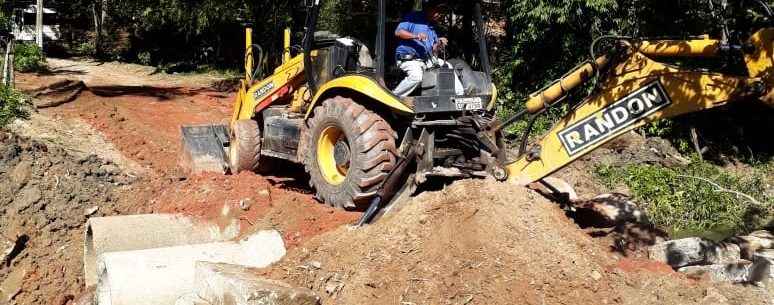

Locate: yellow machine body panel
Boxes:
[637,38,721,57]
[306,75,415,119]
[507,51,755,185]
[507,29,774,185]
[744,28,774,79]
[231,54,307,124]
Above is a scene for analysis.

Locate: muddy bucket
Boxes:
[179,124,230,174]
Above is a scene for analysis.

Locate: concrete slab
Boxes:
[195,262,320,305]
[678,260,752,283]
[96,230,286,305]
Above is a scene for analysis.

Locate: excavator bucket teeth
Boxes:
[179,124,230,174]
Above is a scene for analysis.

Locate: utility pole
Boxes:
[36,0,44,48]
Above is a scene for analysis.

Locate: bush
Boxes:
[14,43,47,73]
[595,160,772,239]
[0,84,29,127]
[73,41,96,56]
[137,51,152,66]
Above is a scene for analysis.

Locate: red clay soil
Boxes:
[15,65,361,249]
[151,172,360,248]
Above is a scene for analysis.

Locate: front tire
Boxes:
[229,119,272,174]
[304,96,398,209]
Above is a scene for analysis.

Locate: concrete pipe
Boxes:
[84,214,239,286]
[95,230,286,305]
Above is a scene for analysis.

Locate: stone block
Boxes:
[749,231,774,248]
[650,238,741,268]
[649,238,709,267]
[678,260,752,283]
[705,242,741,265]
[195,262,320,305]
[750,249,774,283]
[727,235,769,260]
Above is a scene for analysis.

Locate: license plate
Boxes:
[454,97,483,111]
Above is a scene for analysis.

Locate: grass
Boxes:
[595,158,772,240]
[14,42,47,73]
[0,84,30,127]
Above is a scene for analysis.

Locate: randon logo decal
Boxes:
[253,82,275,100]
[558,81,672,156]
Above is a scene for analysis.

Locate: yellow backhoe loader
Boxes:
[182,0,774,224]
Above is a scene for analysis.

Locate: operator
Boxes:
[392,1,463,97]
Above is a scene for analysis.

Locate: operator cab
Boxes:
[303,0,495,113]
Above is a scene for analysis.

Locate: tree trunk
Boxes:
[36,0,44,48]
[93,0,103,57]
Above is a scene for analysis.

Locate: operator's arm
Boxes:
[396,29,417,40]
[395,21,428,41]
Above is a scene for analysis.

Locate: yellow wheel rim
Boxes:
[317,126,348,185]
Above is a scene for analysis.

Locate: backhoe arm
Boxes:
[506,29,774,186]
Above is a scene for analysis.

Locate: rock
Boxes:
[195,262,320,305]
[750,230,774,241]
[705,242,741,264]
[649,238,710,268]
[750,249,774,283]
[239,199,251,211]
[1,237,15,262]
[528,177,578,202]
[324,281,341,295]
[678,260,752,283]
[99,164,120,175]
[10,160,32,189]
[15,185,42,212]
[649,238,740,268]
[727,235,771,260]
[307,261,322,270]
[84,206,99,216]
[0,265,27,302]
[576,193,647,226]
[258,189,271,197]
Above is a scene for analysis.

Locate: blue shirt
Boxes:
[395,11,437,60]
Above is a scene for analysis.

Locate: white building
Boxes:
[12,5,60,42]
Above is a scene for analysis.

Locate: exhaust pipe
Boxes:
[83,214,239,286]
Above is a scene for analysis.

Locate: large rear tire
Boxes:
[229,119,273,174]
[304,96,398,209]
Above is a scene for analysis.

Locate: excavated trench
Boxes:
[0,131,136,305]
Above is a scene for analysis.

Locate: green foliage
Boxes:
[640,119,693,154]
[595,161,772,239]
[14,43,47,73]
[494,0,726,138]
[73,41,96,56]
[137,51,152,66]
[0,84,29,127]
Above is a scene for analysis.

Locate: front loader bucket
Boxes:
[179,124,230,174]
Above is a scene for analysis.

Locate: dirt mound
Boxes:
[0,132,135,305]
[263,179,770,305]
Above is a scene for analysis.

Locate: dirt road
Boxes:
[16,58,359,236]
[6,58,359,304]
